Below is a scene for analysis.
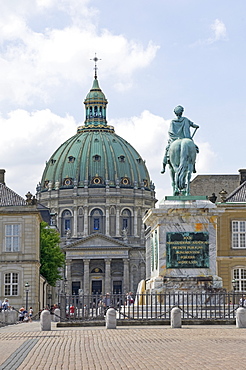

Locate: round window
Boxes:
[92,177,102,184]
[64,178,72,186]
[122,177,130,185]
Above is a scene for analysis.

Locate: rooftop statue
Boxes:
[161,105,199,196]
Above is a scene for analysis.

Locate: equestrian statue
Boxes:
[161,105,199,196]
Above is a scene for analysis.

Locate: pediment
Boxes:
[65,233,129,250]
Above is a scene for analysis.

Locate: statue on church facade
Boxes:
[161,105,199,196]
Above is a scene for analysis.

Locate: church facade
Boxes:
[36,68,156,295]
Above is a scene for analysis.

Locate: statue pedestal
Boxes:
[143,196,224,293]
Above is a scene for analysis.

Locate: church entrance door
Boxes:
[92,280,102,294]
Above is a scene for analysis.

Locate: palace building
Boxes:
[0,170,46,313]
[191,170,246,292]
[36,65,156,295]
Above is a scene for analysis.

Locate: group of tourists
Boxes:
[0,298,10,311]
[99,292,135,315]
[18,306,33,322]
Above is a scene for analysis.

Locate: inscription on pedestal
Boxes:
[166,232,209,268]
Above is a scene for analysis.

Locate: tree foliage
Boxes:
[40,221,65,286]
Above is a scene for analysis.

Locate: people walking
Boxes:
[29,307,33,322]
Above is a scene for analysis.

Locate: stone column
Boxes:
[84,207,88,236]
[123,259,130,294]
[66,259,72,295]
[105,207,110,236]
[73,207,77,238]
[105,259,111,293]
[116,208,120,237]
[83,259,90,295]
[134,209,138,237]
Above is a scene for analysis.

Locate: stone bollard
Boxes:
[40,310,51,331]
[236,307,246,328]
[105,308,116,329]
[54,308,61,322]
[171,307,182,328]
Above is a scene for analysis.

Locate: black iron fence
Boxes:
[58,292,246,321]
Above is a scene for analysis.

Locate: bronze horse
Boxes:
[169,138,196,196]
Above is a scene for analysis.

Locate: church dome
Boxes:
[39,75,153,192]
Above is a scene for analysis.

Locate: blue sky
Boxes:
[0,0,245,202]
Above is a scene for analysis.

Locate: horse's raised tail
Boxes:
[169,138,196,196]
[177,164,187,190]
[177,139,196,193]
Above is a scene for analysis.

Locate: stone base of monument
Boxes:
[146,275,223,295]
[143,196,224,295]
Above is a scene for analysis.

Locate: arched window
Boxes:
[121,209,131,235]
[233,268,246,291]
[90,209,103,234]
[62,210,73,237]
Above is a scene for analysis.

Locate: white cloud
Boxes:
[112,110,169,173]
[191,18,227,47]
[0,109,77,196]
[210,19,227,42]
[196,141,217,173]
[0,0,159,107]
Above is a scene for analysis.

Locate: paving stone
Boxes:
[0,322,245,369]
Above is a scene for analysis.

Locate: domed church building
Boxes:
[36,64,156,295]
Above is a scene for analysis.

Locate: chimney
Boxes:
[0,169,5,185]
[239,169,246,185]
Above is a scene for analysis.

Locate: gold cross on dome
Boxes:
[90,53,102,79]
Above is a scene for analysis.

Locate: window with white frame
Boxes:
[232,221,246,248]
[4,273,19,296]
[233,268,246,291]
[5,224,20,252]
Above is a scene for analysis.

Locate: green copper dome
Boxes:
[39,76,153,192]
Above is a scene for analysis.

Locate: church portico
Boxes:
[68,258,126,295]
[65,234,130,294]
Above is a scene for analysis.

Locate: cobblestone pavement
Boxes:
[0,322,246,369]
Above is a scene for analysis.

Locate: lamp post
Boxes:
[57,282,60,306]
[64,279,68,316]
[64,278,68,294]
[48,289,52,309]
[24,282,30,311]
